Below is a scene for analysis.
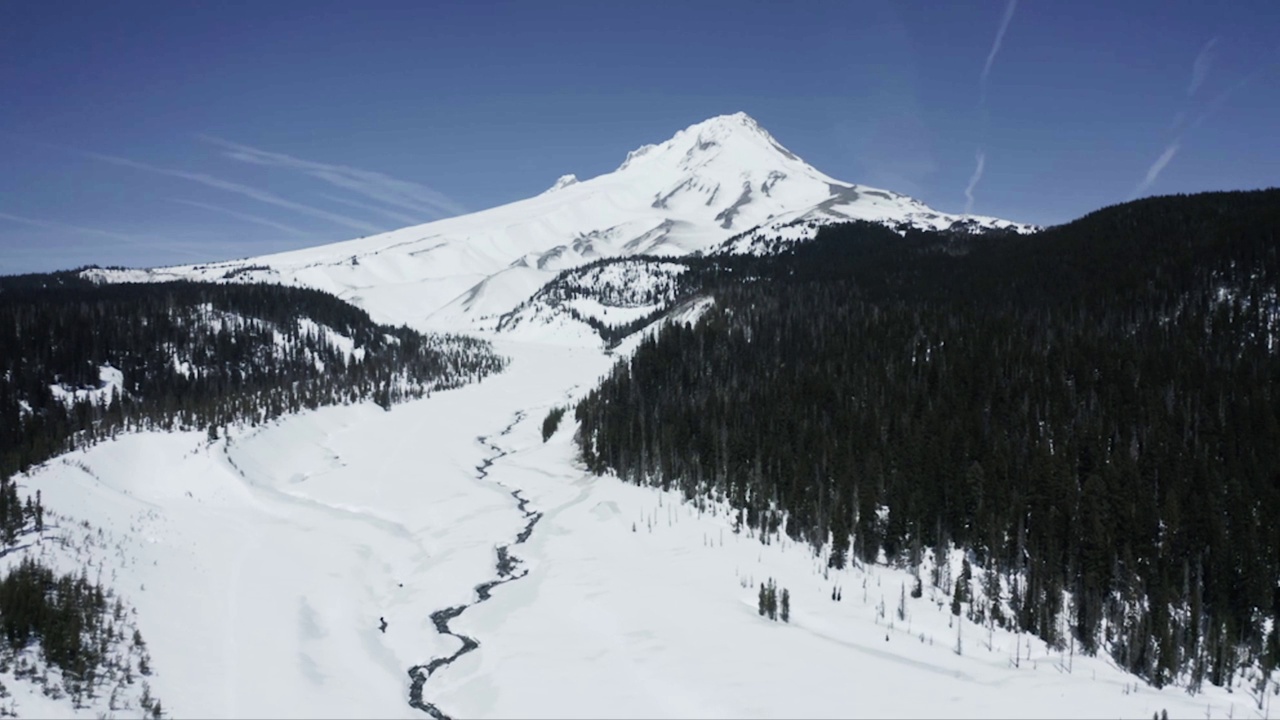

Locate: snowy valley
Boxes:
[2,115,1277,720]
[11,337,1264,719]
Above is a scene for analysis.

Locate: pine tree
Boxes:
[766,579,778,621]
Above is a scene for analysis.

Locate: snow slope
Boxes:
[48,363,124,407]
[425,387,1259,719]
[18,339,612,718]
[21,114,1252,718]
[15,335,1265,719]
[496,259,693,345]
[82,113,1032,334]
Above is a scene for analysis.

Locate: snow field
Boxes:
[20,111,1257,719]
[18,340,611,718]
[427,390,1257,719]
[12,334,1264,718]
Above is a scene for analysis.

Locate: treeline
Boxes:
[496,256,746,346]
[2,558,125,694]
[0,555,162,715]
[0,457,148,713]
[0,277,506,480]
[574,189,1280,691]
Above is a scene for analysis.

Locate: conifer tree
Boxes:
[571,190,1280,687]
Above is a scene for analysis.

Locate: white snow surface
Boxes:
[49,364,124,407]
[80,113,1032,334]
[20,114,1250,718]
[497,259,692,345]
[542,174,580,194]
[13,337,1257,718]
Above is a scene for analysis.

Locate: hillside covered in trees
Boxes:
[574,189,1280,692]
[0,275,506,481]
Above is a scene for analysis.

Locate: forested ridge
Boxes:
[0,273,503,713]
[0,275,506,481]
[574,189,1280,692]
[497,256,736,346]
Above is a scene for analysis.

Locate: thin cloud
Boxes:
[201,136,466,219]
[86,152,382,234]
[318,193,423,226]
[0,211,147,242]
[1131,142,1180,199]
[1132,45,1275,200]
[0,211,216,260]
[966,0,1018,215]
[170,199,312,238]
[981,0,1020,95]
[964,150,986,215]
[1188,37,1219,97]
[1190,66,1265,132]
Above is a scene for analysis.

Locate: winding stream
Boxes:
[407,410,540,720]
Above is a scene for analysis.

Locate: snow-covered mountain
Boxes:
[85,113,1032,335]
[11,123,1269,720]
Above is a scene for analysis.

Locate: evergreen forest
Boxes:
[574,189,1280,691]
[0,274,506,481]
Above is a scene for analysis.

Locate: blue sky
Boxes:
[2,0,1277,274]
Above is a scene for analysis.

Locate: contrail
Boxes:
[170,199,312,237]
[981,0,1020,96]
[967,0,1018,216]
[0,210,147,242]
[1130,37,1219,198]
[1130,41,1276,199]
[1188,37,1219,97]
[964,151,986,216]
[0,210,218,260]
[200,135,466,219]
[86,151,382,233]
[1130,142,1180,199]
[1190,66,1266,132]
[319,193,423,226]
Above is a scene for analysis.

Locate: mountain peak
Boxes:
[678,112,787,149]
[693,111,765,135]
[105,112,1031,333]
[542,174,579,194]
[616,112,801,173]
